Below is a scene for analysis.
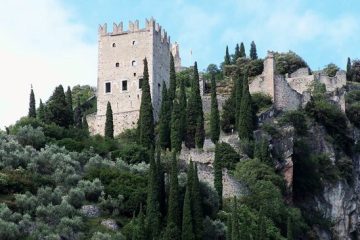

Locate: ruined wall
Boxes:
[274,75,305,111]
[286,68,314,94]
[249,52,275,98]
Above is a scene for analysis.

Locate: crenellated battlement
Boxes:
[98,18,170,44]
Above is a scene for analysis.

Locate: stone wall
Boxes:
[201,95,228,114]
[274,75,304,111]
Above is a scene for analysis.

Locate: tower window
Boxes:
[139,78,143,89]
[105,82,111,93]
[112,43,116,47]
[132,60,137,66]
[122,80,128,91]
[132,40,137,45]
[133,73,136,77]
[115,62,119,67]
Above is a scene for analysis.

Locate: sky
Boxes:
[1,0,360,128]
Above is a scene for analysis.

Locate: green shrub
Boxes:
[346,90,360,127]
[251,93,272,113]
[117,128,138,144]
[111,143,149,164]
[279,110,308,135]
[239,138,254,158]
[55,138,85,152]
[274,51,308,75]
[248,59,264,77]
[9,117,44,135]
[306,97,353,155]
[323,63,339,77]
[214,142,240,170]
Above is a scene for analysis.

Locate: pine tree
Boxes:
[159,83,171,150]
[239,42,246,58]
[28,88,36,118]
[254,137,271,165]
[186,62,204,149]
[66,86,74,125]
[225,46,231,65]
[146,149,161,238]
[37,99,45,122]
[231,197,239,240]
[214,143,223,208]
[234,70,243,130]
[226,214,232,240]
[138,58,155,149]
[233,44,240,64]
[156,147,166,219]
[347,57,352,81]
[181,186,195,240]
[195,116,205,149]
[171,100,182,153]
[47,85,72,127]
[192,163,203,239]
[250,41,258,60]
[169,53,177,102]
[167,151,180,227]
[74,97,83,128]
[210,74,220,143]
[238,72,253,140]
[104,102,114,139]
[179,78,187,141]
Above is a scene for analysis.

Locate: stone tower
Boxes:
[87,18,176,136]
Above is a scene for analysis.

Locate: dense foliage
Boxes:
[274,51,308,75]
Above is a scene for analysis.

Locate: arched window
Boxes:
[115,62,119,67]
[131,60,137,66]
[112,43,116,47]
[132,40,137,45]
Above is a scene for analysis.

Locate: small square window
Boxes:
[132,60,136,66]
[115,62,119,67]
[133,73,136,77]
[122,80,128,91]
[105,82,111,93]
[139,78,143,89]
[132,40,136,45]
[112,43,116,47]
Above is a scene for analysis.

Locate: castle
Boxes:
[87,18,181,136]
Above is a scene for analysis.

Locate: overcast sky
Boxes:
[1,0,360,128]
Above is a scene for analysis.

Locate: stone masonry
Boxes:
[87,18,181,136]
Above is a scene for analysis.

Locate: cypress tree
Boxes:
[254,137,271,165]
[195,116,205,149]
[221,83,236,133]
[186,62,204,149]
[167,151,180,227]
[250,41,258,60]
[156,147,166,219]
[146,149,161,238]
[169,53,177,102]
[233,44,240,64]
[159,83,171,150]
[257,208,266,240]
[74,97,83,128]
[192,163,203,239]
[210,74,220,143]
[231,197,239,240]
[181,186,195,240]
[37,99,45,122]
[66,86,74,125]
[287,217,293,240]
[163,222,181,240]
[83,116,89,135]
[238,72,254,140]
[104,102,114,139]
[239,42,246,58]
[171,100,182,153]
[234,70,243,130]
[47,85,72,127]
[179,78,187,141]
[347,57,352,81]
[225,46,231,65]
[214,143,223,208]
[132,206,147,240]
[138,58,155,149]
[28,88,36,118]
[226,214,232,240]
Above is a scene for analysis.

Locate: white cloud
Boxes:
[0,0,97,129]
